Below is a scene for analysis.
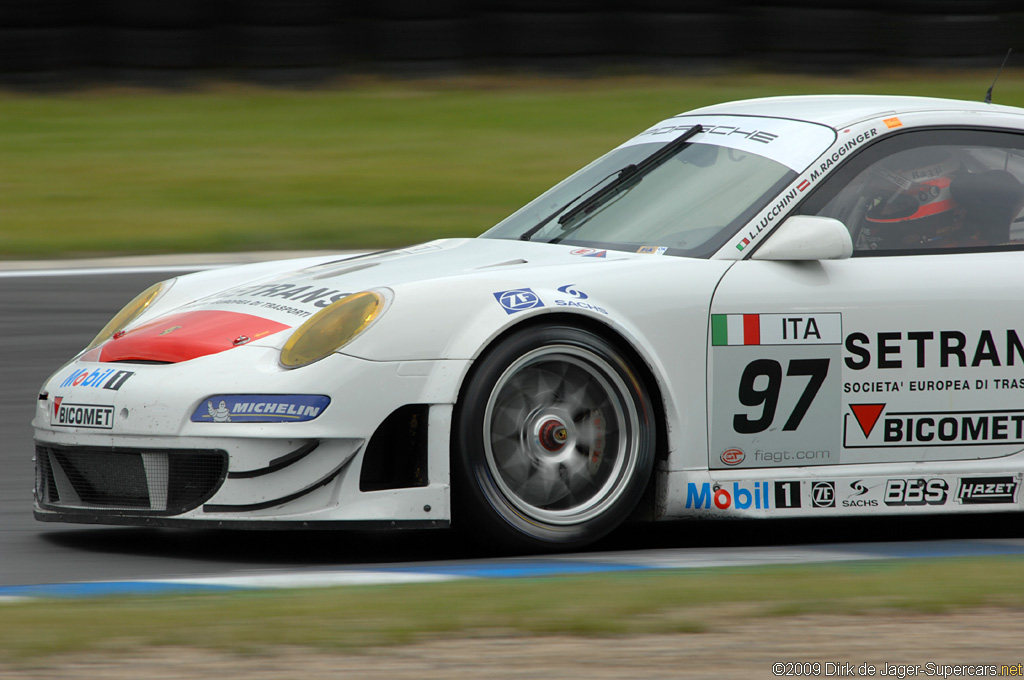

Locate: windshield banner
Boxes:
[622,115,836,172]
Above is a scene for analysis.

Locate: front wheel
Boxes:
[453,325,656,551]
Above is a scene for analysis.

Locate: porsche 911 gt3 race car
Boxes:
[33,94,1024,550]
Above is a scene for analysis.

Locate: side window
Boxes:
[807,132,1024,254]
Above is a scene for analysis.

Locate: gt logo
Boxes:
[493,288,544,314]
[811,481,835,508]
[721,448,745,466]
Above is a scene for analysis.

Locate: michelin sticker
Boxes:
[710,312,842,469]
[191,395,330,423]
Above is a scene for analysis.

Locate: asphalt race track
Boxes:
[3,262,1024,593]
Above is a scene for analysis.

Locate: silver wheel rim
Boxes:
[482,344,641,526]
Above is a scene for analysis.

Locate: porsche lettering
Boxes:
[639,123,777,144]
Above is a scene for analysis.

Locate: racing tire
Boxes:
[453,325,656,551]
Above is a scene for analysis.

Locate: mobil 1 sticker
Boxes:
[710,313,842,469]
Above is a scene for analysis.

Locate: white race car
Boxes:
[34,94,1024,550]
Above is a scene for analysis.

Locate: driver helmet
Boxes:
[861,148,961,248]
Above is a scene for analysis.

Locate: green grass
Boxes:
[3,557,1024,662]
[5,71,1024,258]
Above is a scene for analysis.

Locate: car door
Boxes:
[707,127,1024,474]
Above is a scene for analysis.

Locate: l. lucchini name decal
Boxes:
[191,394,330,423]
[734,126,880,253]
[52,397,114,429]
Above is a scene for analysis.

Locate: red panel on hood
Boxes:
[96,310,291,363]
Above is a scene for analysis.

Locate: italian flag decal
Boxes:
[711,314,760,346]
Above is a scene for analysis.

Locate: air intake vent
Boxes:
[36,444,227,515]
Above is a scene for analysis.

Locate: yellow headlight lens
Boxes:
[85,279,173,351]
[280,291,385,368]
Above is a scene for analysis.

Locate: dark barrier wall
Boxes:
[1,0,1022,84]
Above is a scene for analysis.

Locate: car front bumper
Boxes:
[32,347,468,528]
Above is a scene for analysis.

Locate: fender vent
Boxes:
[360,404,429,491]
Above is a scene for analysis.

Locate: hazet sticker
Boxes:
[956,476,1020,505]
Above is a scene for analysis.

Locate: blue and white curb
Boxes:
[4,539,1024,602]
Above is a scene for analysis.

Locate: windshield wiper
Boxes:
[519,124,703,242]
[518,167,623,242]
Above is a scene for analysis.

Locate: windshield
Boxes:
[481,115,836,258]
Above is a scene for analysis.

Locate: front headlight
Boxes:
[280,290,386,368]
[84,279,175,351]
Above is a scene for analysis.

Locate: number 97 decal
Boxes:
[734,358,830,434]
[710,347,840,469]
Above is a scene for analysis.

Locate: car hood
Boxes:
[85,238,636,363]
